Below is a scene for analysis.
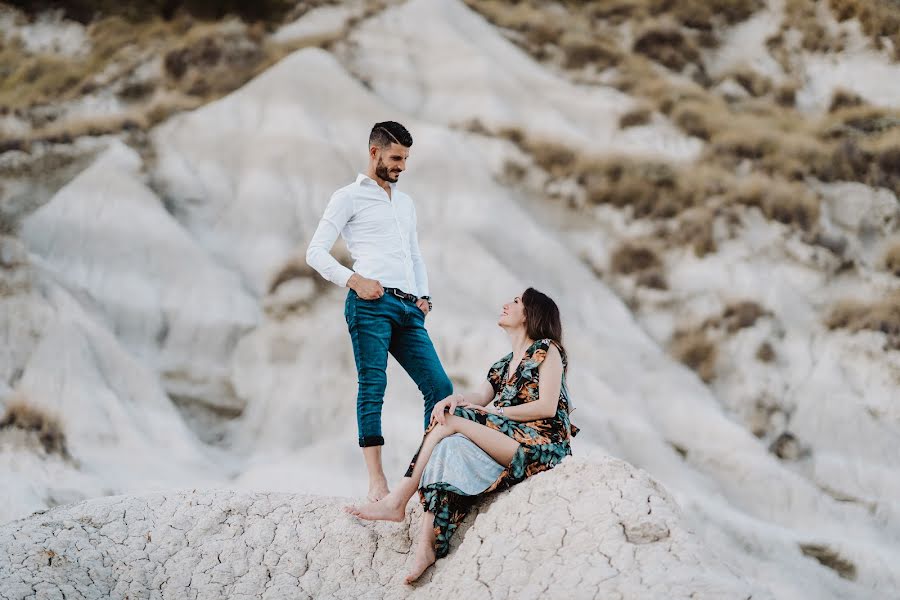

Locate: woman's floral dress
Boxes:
[405,338,578,558]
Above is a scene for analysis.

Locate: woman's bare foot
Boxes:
[367,477,390,502]
[404,542,436,584]
[344,492,405,522]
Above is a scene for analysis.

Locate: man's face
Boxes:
[372,142,409,183]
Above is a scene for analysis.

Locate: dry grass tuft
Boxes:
[821,105,900,139]
[774,82,798,107]
[654,0,764,29]
[528,142,578,177]
[611,242,662,275]
[727,176,820,231]
[633,23,701,71]
[671,330,718,382]
[723,66,773,97]
[881,242,900,277]
[825,292,900,349]
[813,131,900,196]
[828,88,865,113]
[0,211,20,236]
[559,31,622,70]
[619,105,653,128]
[670,208,719,257]
[800,543,858,581]
[671,100,720,140]
[0,398,70,458]
[756,341,776,362]
[723,300,768,332]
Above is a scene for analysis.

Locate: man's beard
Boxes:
[375,158,399,183]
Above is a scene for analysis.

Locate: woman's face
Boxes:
[498,293,526,329]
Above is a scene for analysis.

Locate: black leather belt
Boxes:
[384,287,419,303]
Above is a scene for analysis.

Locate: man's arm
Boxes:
[409,204,430,300]
[306,191,355,287]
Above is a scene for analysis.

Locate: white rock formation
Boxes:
[20,142,259,413]
[0,457,760,600]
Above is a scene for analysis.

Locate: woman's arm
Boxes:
[454,380,494,407]
[484,344,563,422]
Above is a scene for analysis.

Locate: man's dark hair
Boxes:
[522,287,564,352]
[369,121,413,149]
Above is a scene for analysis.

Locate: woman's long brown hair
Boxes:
[522,287,564,352]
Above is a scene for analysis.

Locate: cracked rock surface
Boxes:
[0,457,756,600]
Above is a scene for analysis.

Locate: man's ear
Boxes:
[369,145,379,160]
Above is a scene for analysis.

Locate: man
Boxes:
[306,121,453,502]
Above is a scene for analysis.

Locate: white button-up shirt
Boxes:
[306,173,429,297]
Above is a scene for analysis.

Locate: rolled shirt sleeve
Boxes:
[306,190,355,288]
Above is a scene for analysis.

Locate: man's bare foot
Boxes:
[404,543,436,584]
[344,492,405,522]
[367,477,390,502]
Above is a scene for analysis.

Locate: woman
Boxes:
[345,287,578,584]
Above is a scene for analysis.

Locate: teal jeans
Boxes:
[344,289,453,447]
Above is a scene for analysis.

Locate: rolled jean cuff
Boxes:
[359,435,385,447]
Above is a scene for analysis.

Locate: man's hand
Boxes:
[431,394,470,425]
[416,298,430,316]
[348,273,384,300]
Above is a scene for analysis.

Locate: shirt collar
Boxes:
[356,172,397,191]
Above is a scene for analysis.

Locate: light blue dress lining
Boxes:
[419,433,505,496]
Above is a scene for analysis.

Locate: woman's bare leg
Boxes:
[345,413,520,521]
[405,511,436,584]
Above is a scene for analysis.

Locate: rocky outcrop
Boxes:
[0,457,756,600]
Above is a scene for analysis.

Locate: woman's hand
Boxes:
[431,393,470,425]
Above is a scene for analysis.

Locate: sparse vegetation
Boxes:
[770,431,804,460]
[579,157,724,219]
[611,242,661,275]
[800,543,858,581]
[727,177,821,232]
[825,293,900,349]
[774,82,798,107]
[0,398,70,458]
[464,0,897,212]
[0,3,347,149]
[633,24,701,72]
[756,341,776,362]
[881,242,900,277]
[671,330,717,382]
[619,106,653,129]
[828,88,865,113]
[560,31,622,70]
[671,208,718,257]
[722,301,767,332]
[783,0,844,53]
[6,0,301,24]
[829,0,900,61]
[721,66,772,98]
